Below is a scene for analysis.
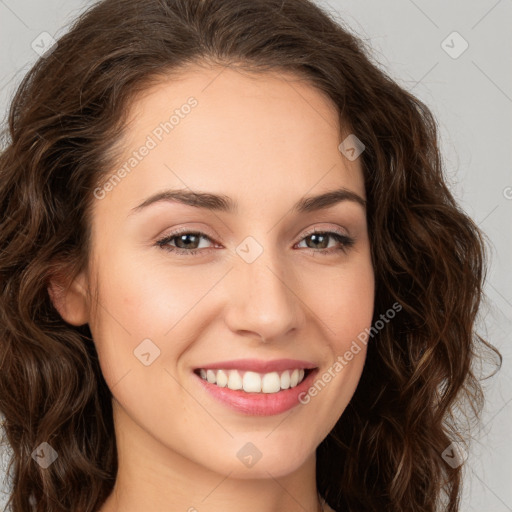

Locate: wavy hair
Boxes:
[0,0,501,511]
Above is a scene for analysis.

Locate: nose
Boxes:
[222,242,304,343]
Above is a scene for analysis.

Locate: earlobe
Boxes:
[47,271,90,326]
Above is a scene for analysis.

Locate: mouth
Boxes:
[193,359,320,416]
[192,359,319,416]
[193,367,315,393]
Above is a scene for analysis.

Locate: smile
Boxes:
[192,359,319,416]
[195,368,311,393]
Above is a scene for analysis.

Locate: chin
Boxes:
[203,442,314,480]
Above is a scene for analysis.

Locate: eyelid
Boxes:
[155,225,219,243]
[298,225,349,242]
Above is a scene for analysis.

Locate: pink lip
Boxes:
[193,366,319,416]
[195,358,317,373]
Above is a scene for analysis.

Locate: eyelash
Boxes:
[155,228,355,256]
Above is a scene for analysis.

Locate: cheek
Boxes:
[301,256,375,348]
[297,256,374,415]
[91,252,205,337]
[85,255,193,387]
[298,267,373,436]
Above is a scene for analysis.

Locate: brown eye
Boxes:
[296,231,355,255]
[156,231,215,255]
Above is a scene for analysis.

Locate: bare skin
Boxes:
[50,64,374,512]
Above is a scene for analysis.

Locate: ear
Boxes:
[47,270,90,326]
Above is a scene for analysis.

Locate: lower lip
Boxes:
[194,369,318,416]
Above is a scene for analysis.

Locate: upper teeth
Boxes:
[198,368,306,393]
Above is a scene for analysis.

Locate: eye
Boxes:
[155,228,355,256]
[156,231,215,255]
[295,229,355,255]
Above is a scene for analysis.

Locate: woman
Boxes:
[0,0,501,511]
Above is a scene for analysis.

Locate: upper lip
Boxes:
[194,358,318,373]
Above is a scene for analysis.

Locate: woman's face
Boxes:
[80,65,374,478]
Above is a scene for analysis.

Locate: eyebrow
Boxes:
[128,187,366,216]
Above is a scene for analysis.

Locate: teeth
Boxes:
[261,372,281,393]
[197,368,309,393]
[216,369,228,388]
[280,370,290,389]
[206,369,216,384]
[243,371,261,393]
[227,369,243,390]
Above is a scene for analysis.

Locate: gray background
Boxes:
[0,0,510,510]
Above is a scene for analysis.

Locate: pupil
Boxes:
[177,234,198,249]
[310,233,327,249]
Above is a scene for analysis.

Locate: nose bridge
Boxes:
[224,236,301,340]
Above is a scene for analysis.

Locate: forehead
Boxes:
[97,64,365,217]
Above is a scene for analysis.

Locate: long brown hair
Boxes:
[0,0,501,511]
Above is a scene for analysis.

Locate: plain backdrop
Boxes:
[0,1,511,510]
